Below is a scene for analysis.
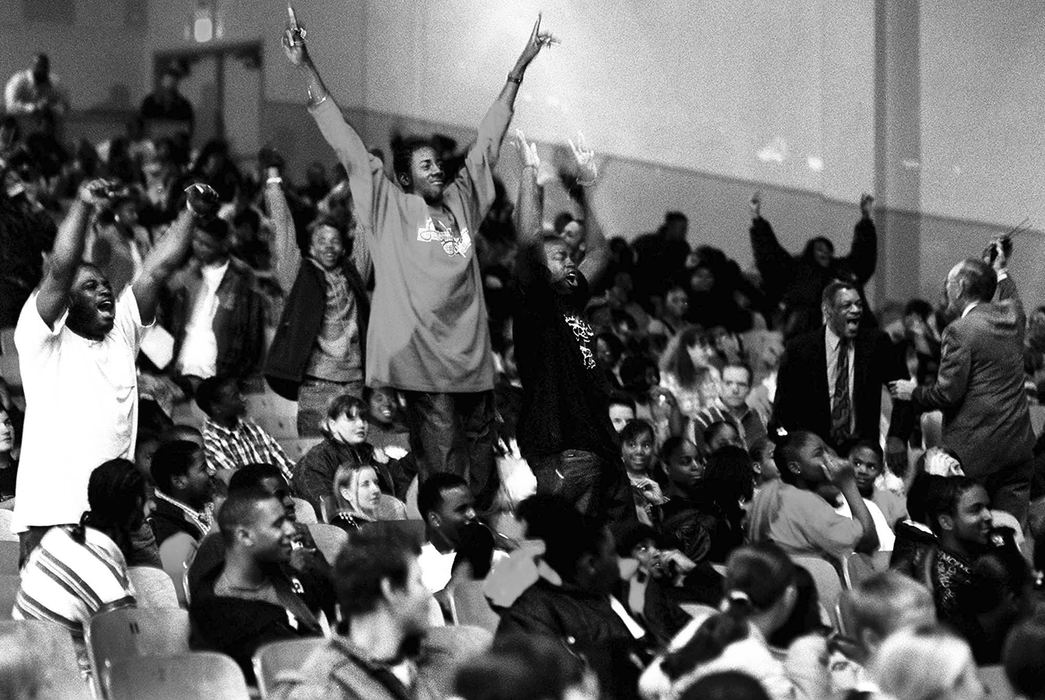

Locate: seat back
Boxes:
[252,637,325,698]
[841,552,877,590]
[86,607,190,691]
[0,619,90,699]
[0,539,19,574]
[105,651,250,700]
[448,580,500,633]
[279,438,323,462]
[306,523,349,564]
[127,567,180,609]
[790,555,843,627]
[358,519,426,547]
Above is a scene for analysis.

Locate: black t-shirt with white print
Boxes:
[513,247,618,461]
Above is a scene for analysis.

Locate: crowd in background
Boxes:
[3,16,1045,700]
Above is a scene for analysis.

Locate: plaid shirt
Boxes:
[202,417,294,480]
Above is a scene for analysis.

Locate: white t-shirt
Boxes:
[13,289,148,531]
[176,260,228,379]
[418,541,509,594]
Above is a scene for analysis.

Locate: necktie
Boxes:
[831,338,852,447]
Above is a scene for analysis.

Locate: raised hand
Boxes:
[568,132,598,186]
[281,5,309,67]
[184,183,221,220]
[860,192,875,218]
[514,129,541,170]
[820,452,856,485]
[750,191,762,220]
[514,14,558,72]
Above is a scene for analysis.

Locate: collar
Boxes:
[153,490,212,535]
[825,324,848,349]
[205,417,243,436]
[961,301,981,319]
[713,396,750,421]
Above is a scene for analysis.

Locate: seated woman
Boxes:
[14,459,144,677]
[621,419,668,526]
[291,394,401,517]
[0,403,19,502]
[363,385,411,461]
[328,461,407,533]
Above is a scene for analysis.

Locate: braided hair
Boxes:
[72,458,146,558]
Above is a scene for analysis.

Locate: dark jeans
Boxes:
[403,390,499,512]
[531,449,634,524]
[19,521,162,568]
[984,456,1034,526]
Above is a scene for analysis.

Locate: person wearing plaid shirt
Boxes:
[196,375,294,479]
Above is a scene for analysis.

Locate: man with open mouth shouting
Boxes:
[771,278,915,471]
[12,179,207,564]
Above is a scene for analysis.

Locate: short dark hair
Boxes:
[228,463,287,494]
[335,524,420,617]
[217,487,277,546]
[325,393,365,421]
[195,216,231,243]
[455,634,586,700]
[150,440,201,494]
[620,419,654,444]
[194,375,237,416]
[903,298,933,321]
[721,362,753,384]
[86,458,146,531]
[703,420,739,446]
[848,439,883,463]
[680,672,771,700]
[821,280,858,307]
[306,215,348,246]
[392,136,437,184]
[608,392,636,413]
[924,475,982,535]
[773,431,819,485]
[954,258,997,302]
[1004,614,1045,698]
[516,495,607,583]
[417,473,468,520]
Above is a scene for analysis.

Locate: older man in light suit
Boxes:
[891,245,1034,522]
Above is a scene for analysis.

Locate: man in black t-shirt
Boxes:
[511,131,631,523]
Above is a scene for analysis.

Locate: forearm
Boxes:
[840,481,879,553]
[140,210,194,284]
[50,198,92,277]
[264,178,300,294]
[516,165,543,246]
[577,185,609,285]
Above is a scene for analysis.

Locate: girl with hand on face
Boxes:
[659,327,722,421]
[621,419,668,526]
[328,462,408,533]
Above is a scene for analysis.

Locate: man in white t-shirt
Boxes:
[14,180,206,560]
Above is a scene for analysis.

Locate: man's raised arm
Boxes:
[36,180,109,327]
[282,8,378,227]
[570,134,609,288]
[472,15,558,168]
[131,184,214,325]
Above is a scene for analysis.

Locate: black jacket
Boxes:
[772,326,913,451]
[265,258,369,400]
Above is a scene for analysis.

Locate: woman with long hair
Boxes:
[639,543,801,700]
[659,326,721,421]
[328,461,407,532]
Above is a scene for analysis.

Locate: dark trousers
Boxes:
[19,521,162,568]
[403,390,499,512]
[530,449,634,524]
[984,456,1034,526]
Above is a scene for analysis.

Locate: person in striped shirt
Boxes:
[196,375,294,479]
[13,459,146,676]
[689,362,767,451]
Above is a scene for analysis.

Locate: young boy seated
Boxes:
[747,431,878,562]
[849,440,908,528]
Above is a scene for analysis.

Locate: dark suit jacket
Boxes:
[772,326,912,450]
[912,276,1034,478]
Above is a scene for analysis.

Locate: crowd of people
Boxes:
[3,11,1045,700]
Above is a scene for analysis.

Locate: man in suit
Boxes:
[772,281,912,468]
[890,249,1034,522]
